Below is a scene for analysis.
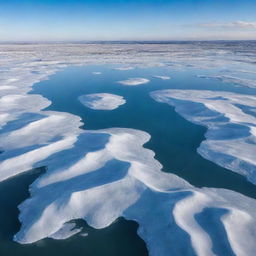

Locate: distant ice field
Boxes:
[0,42,256,256]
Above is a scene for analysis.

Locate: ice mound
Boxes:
[151,89,256,184]
[78,93,126,110]
[154,75,171,80]
[118,78,150,86]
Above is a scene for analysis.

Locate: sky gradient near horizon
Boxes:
[1,0,256,41]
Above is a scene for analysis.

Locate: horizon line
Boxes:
[0,39,256,44]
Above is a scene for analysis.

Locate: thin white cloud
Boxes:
[199,21,256,29]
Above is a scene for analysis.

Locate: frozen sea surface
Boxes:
[0,41,256,256]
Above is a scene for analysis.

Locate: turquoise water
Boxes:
[1,64,256,255]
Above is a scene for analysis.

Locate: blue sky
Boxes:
[0,0,256,41]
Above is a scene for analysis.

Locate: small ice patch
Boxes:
[92,72,101,75]
[78,93,126,110]
[114,67,134,71]
[7,78,19,82]
[118,78,149,86]
[154,76,171,80]
[80,232,88,237]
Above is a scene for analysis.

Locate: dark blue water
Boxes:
[1,64,256,256]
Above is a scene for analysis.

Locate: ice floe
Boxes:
[92,72,101,75]
[78,93,126,110]
[151,89,256,184]
[118,78,150,86]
